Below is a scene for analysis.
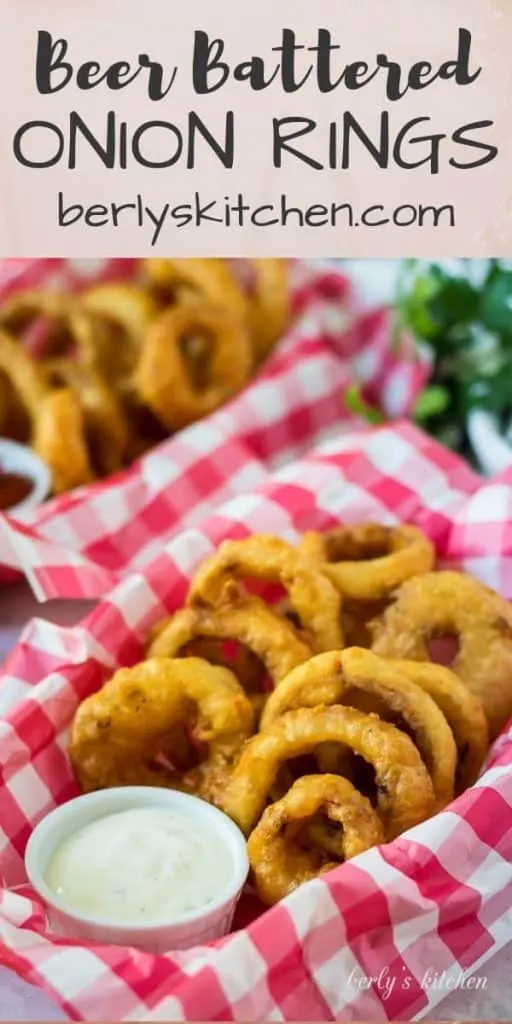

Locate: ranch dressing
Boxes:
[46,807,231,923]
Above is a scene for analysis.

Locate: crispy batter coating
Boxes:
[33,389,95,494]
[244,259,291,364]
[384,659,488,793]
[147,586,312,718]
[260,647,456,809]
[188,535,343,653]
[44,359,128,477]
[371,570,512,740]
[247,774,384,905]
[81,282,158,390]
[221,704,436,838]
[301,523,435,602]
[0,332,94,493]
[135,301,252,431]
[70,657,254,802]
[144,258,247,321]
[0,289,100,367]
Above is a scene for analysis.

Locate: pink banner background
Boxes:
[0,0,510,256]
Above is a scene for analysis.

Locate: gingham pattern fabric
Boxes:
[0,422,511,1022]
[0,260,429,601]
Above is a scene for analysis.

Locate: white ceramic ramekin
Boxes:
[0,439,51,515]
[25,787,249,953]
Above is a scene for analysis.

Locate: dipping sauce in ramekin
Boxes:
[25,787,249,952]
[0,440,51,515]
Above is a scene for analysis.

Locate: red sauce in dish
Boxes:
[0,472,33,510]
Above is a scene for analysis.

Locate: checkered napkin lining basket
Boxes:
[0,259,429,601]
[0,421,510,1021]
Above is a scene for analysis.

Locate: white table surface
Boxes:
[0,259,510,1019]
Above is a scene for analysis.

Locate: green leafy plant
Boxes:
[395,260,512,458]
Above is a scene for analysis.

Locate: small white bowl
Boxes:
[467,410,512,476]
[25,787,249,953]
[0,439,51,515]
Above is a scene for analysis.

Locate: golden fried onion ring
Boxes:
[44,359,128,477]
[147,587,312,715]
[221,704,436,838]
[247,774,384,905]
[243,259,290,364]
[80,282,158,390]
[371,570,512,740]
[135,301,252,431]
[188,535,343,653]
[261,647,456,809]
[144,258,247,320]
[0,289,99,367]
[383,659,488,793]
[34,389,95,494]
[301,523,435,602]
[70,657,254,801]
[0,332,93,494]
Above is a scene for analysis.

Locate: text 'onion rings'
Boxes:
[247,774,384,905]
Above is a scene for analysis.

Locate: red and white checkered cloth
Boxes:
[0,260,429,601]
[0,421,511,1021]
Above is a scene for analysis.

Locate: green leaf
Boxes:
[480,267,512,335]
[343,385,385,425]
[413,386,451,422]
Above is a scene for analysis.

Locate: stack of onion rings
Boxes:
[260,647,457,809]
[67,523,499,912]
[0,260,292,497]
[221,704,436,839]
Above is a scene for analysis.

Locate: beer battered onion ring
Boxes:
[144,258,247,320]
[0,332,94,493]
[69,657,254,803]
[247,774,384,905]
[34,389,95,494]
[0,289,99,365]
[243,259,291,364]
[222,704,436,838]
[147,587,312,717]
[80,283,158,390]
[260,648,456,809]
[384,660,488,793]
[300,524,435,602]
[371,570,512,740]
[135,301,252,430]
[188,535,343,652]
[45,359,128,477]
[180,638,266,695]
